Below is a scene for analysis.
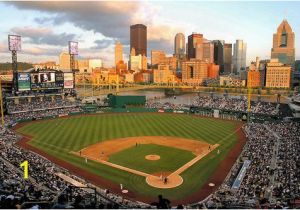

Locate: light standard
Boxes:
[0,78,5,126]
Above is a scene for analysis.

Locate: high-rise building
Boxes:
[153,64,175,84]
[162,56,177,71]
[130,54,147,72]
[223,43,232,74]
[59,52,71,71]
[233,40,247,75]
[202,42,214,63]
[271,19,295,66]
[77,59,89,73]
[115,42,123,66]
[247,64,260,88]
[213,40,224,66]
[116,61,127,74]
[207,63,220,79]
[265,59,291,88]
[182,59,208,85]
[213,41,232,74]
[89,59,103,69]
[258,59,269,87]
[187,33,204,59]
[151,50,166,66]
[174,33,185,59]
[130,24,147,56]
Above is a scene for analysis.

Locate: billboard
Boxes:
[69,41,78,55]
[64,73,74,89]
[213,110,220,118]
[18,73,31,91]
[8,35,21,51]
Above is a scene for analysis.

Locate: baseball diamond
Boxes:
[15,113,244,204]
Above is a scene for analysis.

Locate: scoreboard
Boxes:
[18,71,74,91]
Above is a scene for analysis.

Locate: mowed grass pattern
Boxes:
[17,113,240,201]
[109,144,196,174]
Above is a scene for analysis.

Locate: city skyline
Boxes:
[0,1,299,67]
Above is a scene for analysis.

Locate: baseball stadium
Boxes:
[1,2,300,209]
[1,84,300,208]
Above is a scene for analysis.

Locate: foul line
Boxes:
[170,144,219,177]
[71,143,219,180]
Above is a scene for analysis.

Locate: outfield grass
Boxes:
[17,113,239,201]
[109,144,195,174]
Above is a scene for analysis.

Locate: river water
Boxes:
[82,88,285,104]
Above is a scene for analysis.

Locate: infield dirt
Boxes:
[73,136,218,189]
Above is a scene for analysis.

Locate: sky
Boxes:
[0,1,299,67]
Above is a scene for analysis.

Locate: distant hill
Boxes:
[0,62,33,71]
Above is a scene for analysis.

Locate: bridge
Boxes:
[75,83,288,104]
[75,83,196,98]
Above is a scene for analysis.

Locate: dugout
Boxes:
[107,94,146,108]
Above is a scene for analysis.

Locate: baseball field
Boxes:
[15,113,245,204]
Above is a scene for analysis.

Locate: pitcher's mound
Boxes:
[145,154,160,161]
[146,172,183,189]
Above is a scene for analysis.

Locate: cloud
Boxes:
[7,2,182,45]
[92,39,114,50]
[5,1,186,66]
[7,1,140,41]
[0,42,6,53]
[21,46,61,56]
[10,26,76,46]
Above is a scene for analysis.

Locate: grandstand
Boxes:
[1,74,300,208]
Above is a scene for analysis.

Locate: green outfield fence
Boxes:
[7,106,282,128]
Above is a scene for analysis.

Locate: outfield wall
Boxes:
[7,105,283,128]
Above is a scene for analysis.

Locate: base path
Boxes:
[73,136,218,189]
[78,136,214,161]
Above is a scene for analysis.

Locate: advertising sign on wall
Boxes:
[64,73,74,89]
[18,73,31,91]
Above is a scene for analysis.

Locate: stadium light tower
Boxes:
[0,78,4,126]
[247,77,252,123]
[69,41,78,93]
[69,41,78,70]
[8,35,21,95]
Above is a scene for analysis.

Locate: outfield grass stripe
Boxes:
[18,113,240,201]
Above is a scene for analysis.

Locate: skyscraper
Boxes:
[233,40,247,75]
[187,33,203,59]
[130,24,147,56]
[115,42,123,66]
[202,42,214,63]
[174,33,185,59]
[271,19,295,66]
[213,40,225,67]
[213,41,232,74]
[224,43,232,74]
